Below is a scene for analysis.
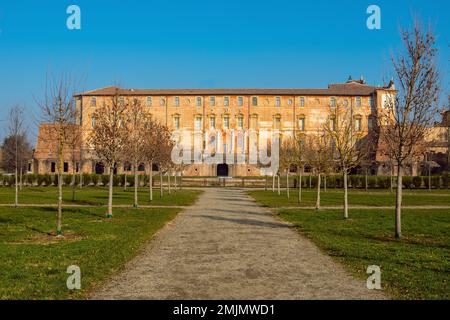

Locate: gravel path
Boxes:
[91,188,386,299]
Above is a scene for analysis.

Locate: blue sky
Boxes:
[0,0,448,140]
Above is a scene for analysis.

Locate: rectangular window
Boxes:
[51,162,56,173]
[299,97,305,107]
[250,116,258,129]
[210,96,215,107]
[119,96,125,106]
[91,116,95,128]
[224,96,229,106]
[195,116,202,130]
[330,97,336,107]
[90,97,96,107]
[160,98,166,106]
[63,162,69,173]
[237,96,243,106]
[75,162,80,173]
[223,116,230,129]
[356,96,361,107]
[252,97,258,106]
[210,116,216,129]
[275,97,281,107]
[174,96,180,107]
[146,96,152,107]
[368,117,374,130]
[237,116,243,129]
[196,97,202,107]
[174,117,180,130]
[369,96,374,108]
[330,118,336,131]
[298,118,305,131]
[287,98,293,106]
[274,117,281,129]
[355,118,362,131]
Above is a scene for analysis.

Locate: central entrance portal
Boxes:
[217,163,229,177]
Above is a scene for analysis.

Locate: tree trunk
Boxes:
[315,173,321,210]
[365,168,368,192]
[390,166,393,193]
[265,175,267,191]
[56,143,63,236]
[160,171,163,197]
[324,175,327,192]
[149,161,153,202]
[428,165,431,191]
[174,172,177,190]
[180,170,183,190]
[395,168,402,239]
[14,167,18,208]
[343,170,349,219]
[168,171,171,194]
[124,173,127,191]
[286,170,290,198]
[309,175,312,188]
[298,165,302,204]
[272,173,275,192]
[19,166,23,191]
[107,166,114,218]
[71,165,76,201]
[133,163,138,208]
[277,174,280,195]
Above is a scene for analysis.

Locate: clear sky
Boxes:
[0,0,448,141]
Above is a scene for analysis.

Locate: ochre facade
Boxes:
[33,78,400,176]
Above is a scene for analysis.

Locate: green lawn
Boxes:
[275,208,450,299]
[0,187,202,207]
[0,206,181,299]
[247,189,450,207]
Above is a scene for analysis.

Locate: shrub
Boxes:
[367,176,377,188]
[377,176,390,189]
[431,176,441,189]
[412,176,422,189]
[44,174,52,186]
[82,173,91,186]
[7,175,15,186]
[113,175,121,187]
[442,172,449,188]
[91,174,99,186]
[423,176,430,189]
[127,175,135,187]
[101,174,110,186]
[402,176,412,189]
[63,174,72,186]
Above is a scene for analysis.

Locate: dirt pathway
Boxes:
[92,188,386,299]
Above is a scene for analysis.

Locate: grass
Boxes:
[0,206,181,299]
[275,208,450,299]
[0,187,202,207]
[247,188,450,207]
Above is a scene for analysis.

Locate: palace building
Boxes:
[32,77,401,176]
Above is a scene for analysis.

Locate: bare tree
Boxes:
[379,21,440,238]
[123,98,149,208]
[323,103,366,219]
[88,89,129,218]
[279,137,296,198]
[3,105,27,207]
[37,74,78,236]
[305,130,333,210]
[292,132,307,203]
